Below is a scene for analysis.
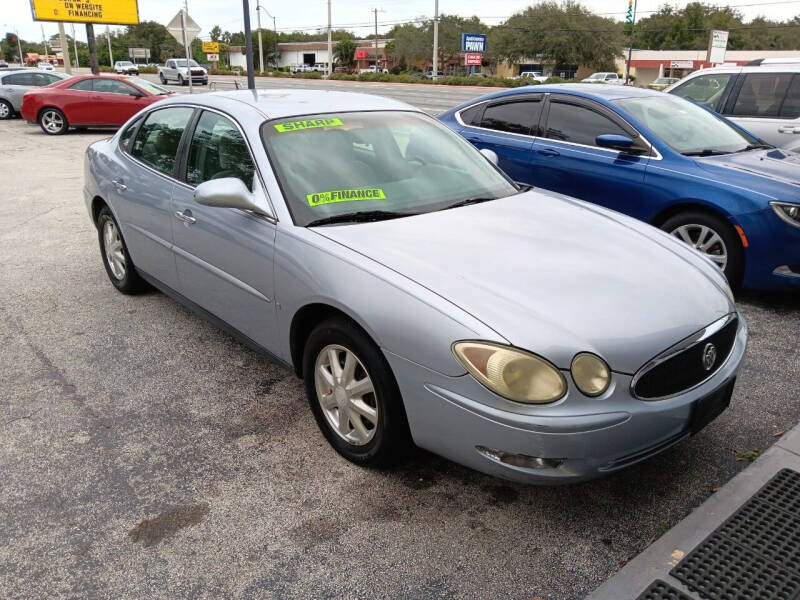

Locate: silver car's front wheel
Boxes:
[314,344,378,446]
[670,223,728,271]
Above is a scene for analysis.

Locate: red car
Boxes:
[21,74,174,135]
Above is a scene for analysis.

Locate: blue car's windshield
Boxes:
[261,111,518,226]
[614,95,759,156]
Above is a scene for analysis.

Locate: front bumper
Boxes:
[738,207,800,290]
[386,315,747,484]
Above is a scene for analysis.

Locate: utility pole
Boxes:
[41,25,49,62]
[86,24,99,74]
[327,0,332,77]
[105,25,113,67]
[256,1,264,73]
[624,0,638,85]
[58,22,72,74]
[372,8,379,71]
[180,7,194,93]
[242,0,256,89]
[432,0,439,81]
[71,24,79,68]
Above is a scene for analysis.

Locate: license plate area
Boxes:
[690,378,735,435]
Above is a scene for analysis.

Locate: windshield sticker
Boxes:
[274,117,344,133]
[307,188,386,207]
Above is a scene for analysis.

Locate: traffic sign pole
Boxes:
[86,23,99,75]
[180,8,193,94]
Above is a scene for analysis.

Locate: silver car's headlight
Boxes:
[452,341,566,404]
[570,353,611,397]
[770,201,800,228]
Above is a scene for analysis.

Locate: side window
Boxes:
[671,73,733,111]
[544,101,627,147]
[69,79,95,91]
[131,107,194,176]
[94,79,137,95]
[480,99,542,136]
[731,73,793,118]
[43,73,62,85]
[779,75,800,119]
[459,104,484,127]
[5,73,32,85]
[186,111,255,190]
[167,60,174,69]
[119,115,143,150]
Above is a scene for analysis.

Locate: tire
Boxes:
[38,107,68,135]
[178,74,185,86]
[0,99,13,120]
[159,73,167,84]
[303,317,410,467]
[97,206,146,294]
[661,211,744,287]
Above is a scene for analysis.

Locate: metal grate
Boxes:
[671,468,800,600]
[636,580,693,600]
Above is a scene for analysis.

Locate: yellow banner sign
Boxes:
[30,0,140,25]
[201,41,220,53]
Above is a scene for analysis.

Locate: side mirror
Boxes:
[596,133,635,151]
[479,148,499,165]
[194,178,271,217]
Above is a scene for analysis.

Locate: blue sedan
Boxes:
[439,84,800,291]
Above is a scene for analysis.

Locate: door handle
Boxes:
[536,148,560,157]
[112,180,126,191]
[778,125,800,134]
[174,210,196,225]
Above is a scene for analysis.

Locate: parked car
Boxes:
[157,59,208,86]
[359,65,389,75]
[312,63,328,72]
[648,76,680,91]
[439,84,800,291]
[0,69,69,120]
[582,72,623,85]
[666,63,800,150]
[21,74,173,134]
[293,64,313,74]
[83,89,745,484]
[519,71,548,83]
[114,60,139,75]
[0,60,8,69]
[333,66,353,74]
[424,69,444,79]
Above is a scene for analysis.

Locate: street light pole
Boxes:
[432,0,439,81]
[105,25,113,67]
[327,0,332,77]
[242,0,256,89]
[71,24,79,68]
[256,2,264,74]
[624,0,638,85]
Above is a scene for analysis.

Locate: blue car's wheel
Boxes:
[662,211,744,287]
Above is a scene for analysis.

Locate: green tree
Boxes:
[489,1,624,70]
[333,38,356,67]
[210,25,221,42]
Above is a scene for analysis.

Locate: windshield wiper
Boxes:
[306,210,418,227]
[735,143,773,152]
[683,149,732,157]
[442,196,498,210]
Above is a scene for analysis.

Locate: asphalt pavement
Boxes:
[1,87,799,600]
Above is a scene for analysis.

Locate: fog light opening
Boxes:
[475,445,563,470]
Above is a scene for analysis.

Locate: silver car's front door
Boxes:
[171,109,277,349]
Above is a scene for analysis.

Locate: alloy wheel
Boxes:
[314,344,378,446]
[0,102,10,119]
[103,219,126,280]
[670,223,728,271]
[41,110,64,134]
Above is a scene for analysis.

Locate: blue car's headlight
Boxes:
[452,341,566,404]
[770,201,800,228]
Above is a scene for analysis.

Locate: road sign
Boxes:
[464,53,482,66]
[166,11,201,45]
[30,0,140,25]
[206,53,219,62]
[670,60,693,69]
[202,41,219,53]
[461,33,486,53]
[129,47,150,59]
[707,30,729,64]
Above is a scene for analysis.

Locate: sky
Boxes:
[4,0,800,45]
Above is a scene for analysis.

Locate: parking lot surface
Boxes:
[2,91,799,599]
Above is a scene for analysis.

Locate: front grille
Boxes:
[633,316,738,399]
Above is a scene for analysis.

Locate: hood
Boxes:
[695,148,800,190]
[314,191,733,374]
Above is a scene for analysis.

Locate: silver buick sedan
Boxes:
[84,90,747,484]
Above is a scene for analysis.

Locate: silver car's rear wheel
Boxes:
[314,344,378,446]
[670,223,728,271]
[102,219,126,281]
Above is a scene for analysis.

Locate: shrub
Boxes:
[137,66,156,74]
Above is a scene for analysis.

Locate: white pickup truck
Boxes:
[518,71,548,83]
[158,59,208,86]
[359,65,389,75]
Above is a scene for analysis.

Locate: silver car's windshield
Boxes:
[614,95,760,155]
[261,111,518,226]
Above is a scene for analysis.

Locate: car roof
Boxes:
[157,89,415,119]
[487,83,659,101]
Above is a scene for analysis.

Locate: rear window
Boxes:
[480,99,541,136]
[458,104,483,126]
[731,73,794,117]
[780,75,800,118]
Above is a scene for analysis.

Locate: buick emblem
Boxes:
[702,343,717,371]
